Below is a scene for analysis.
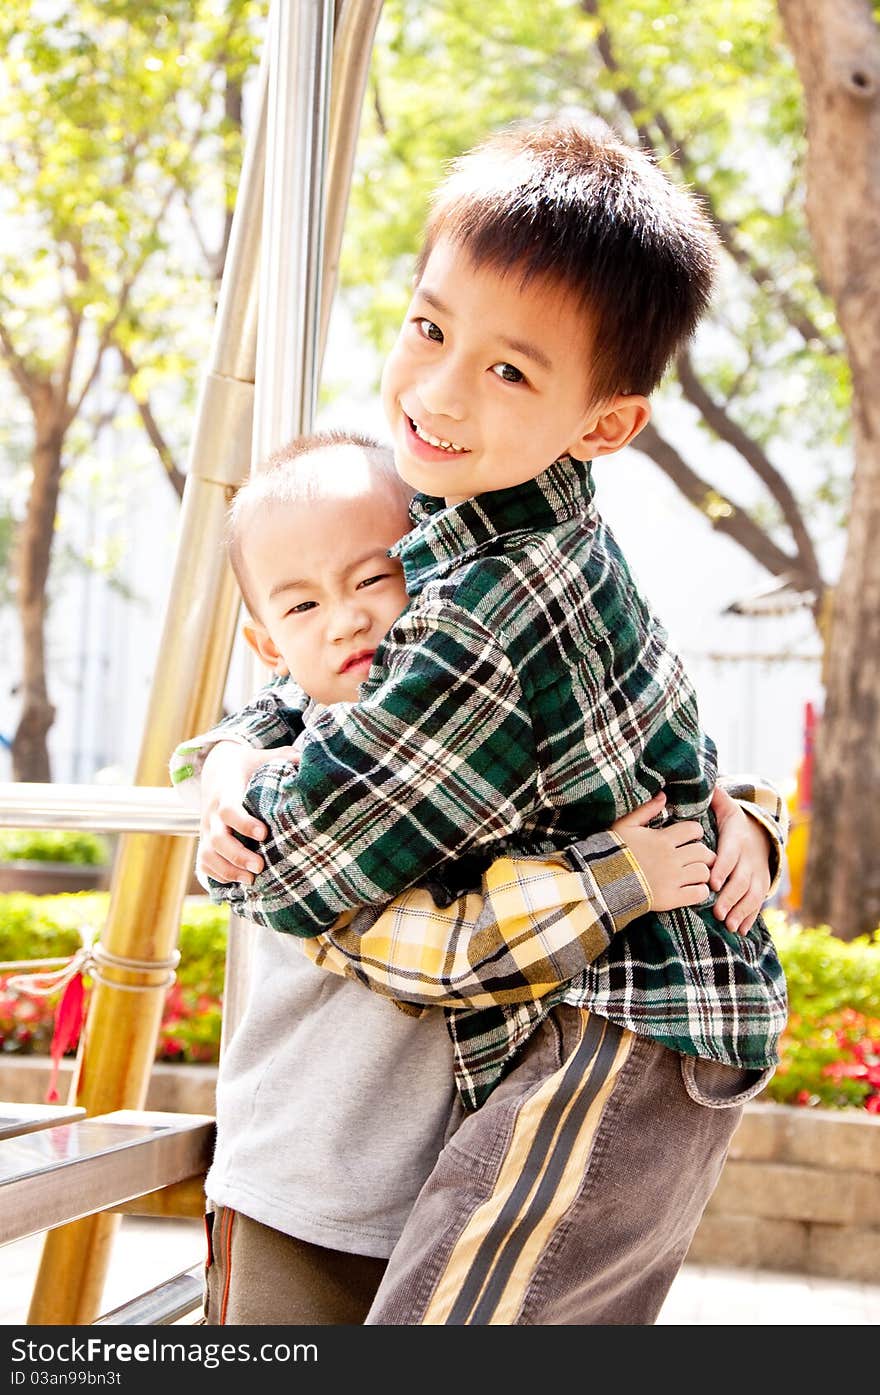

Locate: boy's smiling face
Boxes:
[240,479,411,705]
[381,236,642,504]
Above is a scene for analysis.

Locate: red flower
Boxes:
[865,1095,880,1115]
[796,1089,812,1106]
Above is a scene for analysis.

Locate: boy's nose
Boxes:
[417,365,467,422]
[328,601,370,642]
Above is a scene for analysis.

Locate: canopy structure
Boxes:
[0,0,385,1325]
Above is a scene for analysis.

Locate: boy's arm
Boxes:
[297,833,649,1008]
[291,772,788,1010]
[169,676,309,801]
[206,602,539,937]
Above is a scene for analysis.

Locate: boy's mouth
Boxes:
[406,415,470,456]
[339,648,376,675]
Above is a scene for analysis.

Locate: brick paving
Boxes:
[2,1217,878,1325]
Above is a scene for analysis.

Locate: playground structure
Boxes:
[0,0,384,1325]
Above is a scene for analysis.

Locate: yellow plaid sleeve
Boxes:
[297,773,787,1009]
[297,832,649,1009]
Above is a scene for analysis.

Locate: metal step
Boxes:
[0,1109,214,1245]
[0,1101,87,1140]
[94,1264,206,1326]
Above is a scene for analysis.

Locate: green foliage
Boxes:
[0,891,87,962]
[0,891,228,1063]
[0,828,111,866]
[0,1,267,626]
[765,911,880,1111]
[769,912,880,1019]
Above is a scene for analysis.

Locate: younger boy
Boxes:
[181,114,788,1325]
[181,430,738,1324]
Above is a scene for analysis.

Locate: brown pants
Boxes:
[365,1007,772,1325]
[203,1207,387,1324]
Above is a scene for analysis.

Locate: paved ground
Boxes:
[2,1217,879,1325]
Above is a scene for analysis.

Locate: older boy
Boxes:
[180,429,733,1325]
[180,115,788,1325]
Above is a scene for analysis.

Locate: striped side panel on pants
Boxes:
[422,1012,634,1325]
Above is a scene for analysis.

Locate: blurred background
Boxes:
[0,1,878,1325]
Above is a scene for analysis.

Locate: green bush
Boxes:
[0,829,111,866]
[0,891,228,1063]
[764,910,880,1112]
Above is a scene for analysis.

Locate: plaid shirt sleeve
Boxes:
[212,601,540,936]
[295,771,789,1008]
[168,676,309,799]
[296,832,651,1008]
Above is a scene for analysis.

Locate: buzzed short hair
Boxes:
[227,428,412,618]
[415,113,719,403]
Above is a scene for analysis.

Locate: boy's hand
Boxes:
[611,792,715,913]
[196,740,299,886]
[708,784,773,936]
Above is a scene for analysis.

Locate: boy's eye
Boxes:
[357,573,391,589]
[417,318,443,343]
[288,600,317,615]
[491,362,525,384]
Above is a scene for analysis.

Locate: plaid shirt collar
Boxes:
[392,455,598,596]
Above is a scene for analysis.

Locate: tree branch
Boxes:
[63,130,202,426]
[117,346,186,500]
[64,283,134,427]
[57,306,83,411]
[0,315,40,408]
[633,419,818,598]
[675,348,824,599]
[182,190,214,269]
[372,75,389,138]
[580,0,840,352]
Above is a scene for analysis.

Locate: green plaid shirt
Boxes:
[172,456,787,1107]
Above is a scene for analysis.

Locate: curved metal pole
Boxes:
[224,0,384,1043]
[320,0,386,359]
[223,0,334,1049]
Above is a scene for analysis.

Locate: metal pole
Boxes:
[222,0,334,1049]
[0,784,198,835]
[320,0,385,360]
[222,0,383,1043]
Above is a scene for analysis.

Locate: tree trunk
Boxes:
[12,392,63,782]
[779,0,880,936]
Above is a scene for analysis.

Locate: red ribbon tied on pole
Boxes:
[4,926,95,1104]
[46,970,86,1104]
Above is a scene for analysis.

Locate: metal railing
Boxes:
[0,784,199,836]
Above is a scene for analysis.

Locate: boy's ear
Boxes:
[242,622,289,676]
[569,394,652,460]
